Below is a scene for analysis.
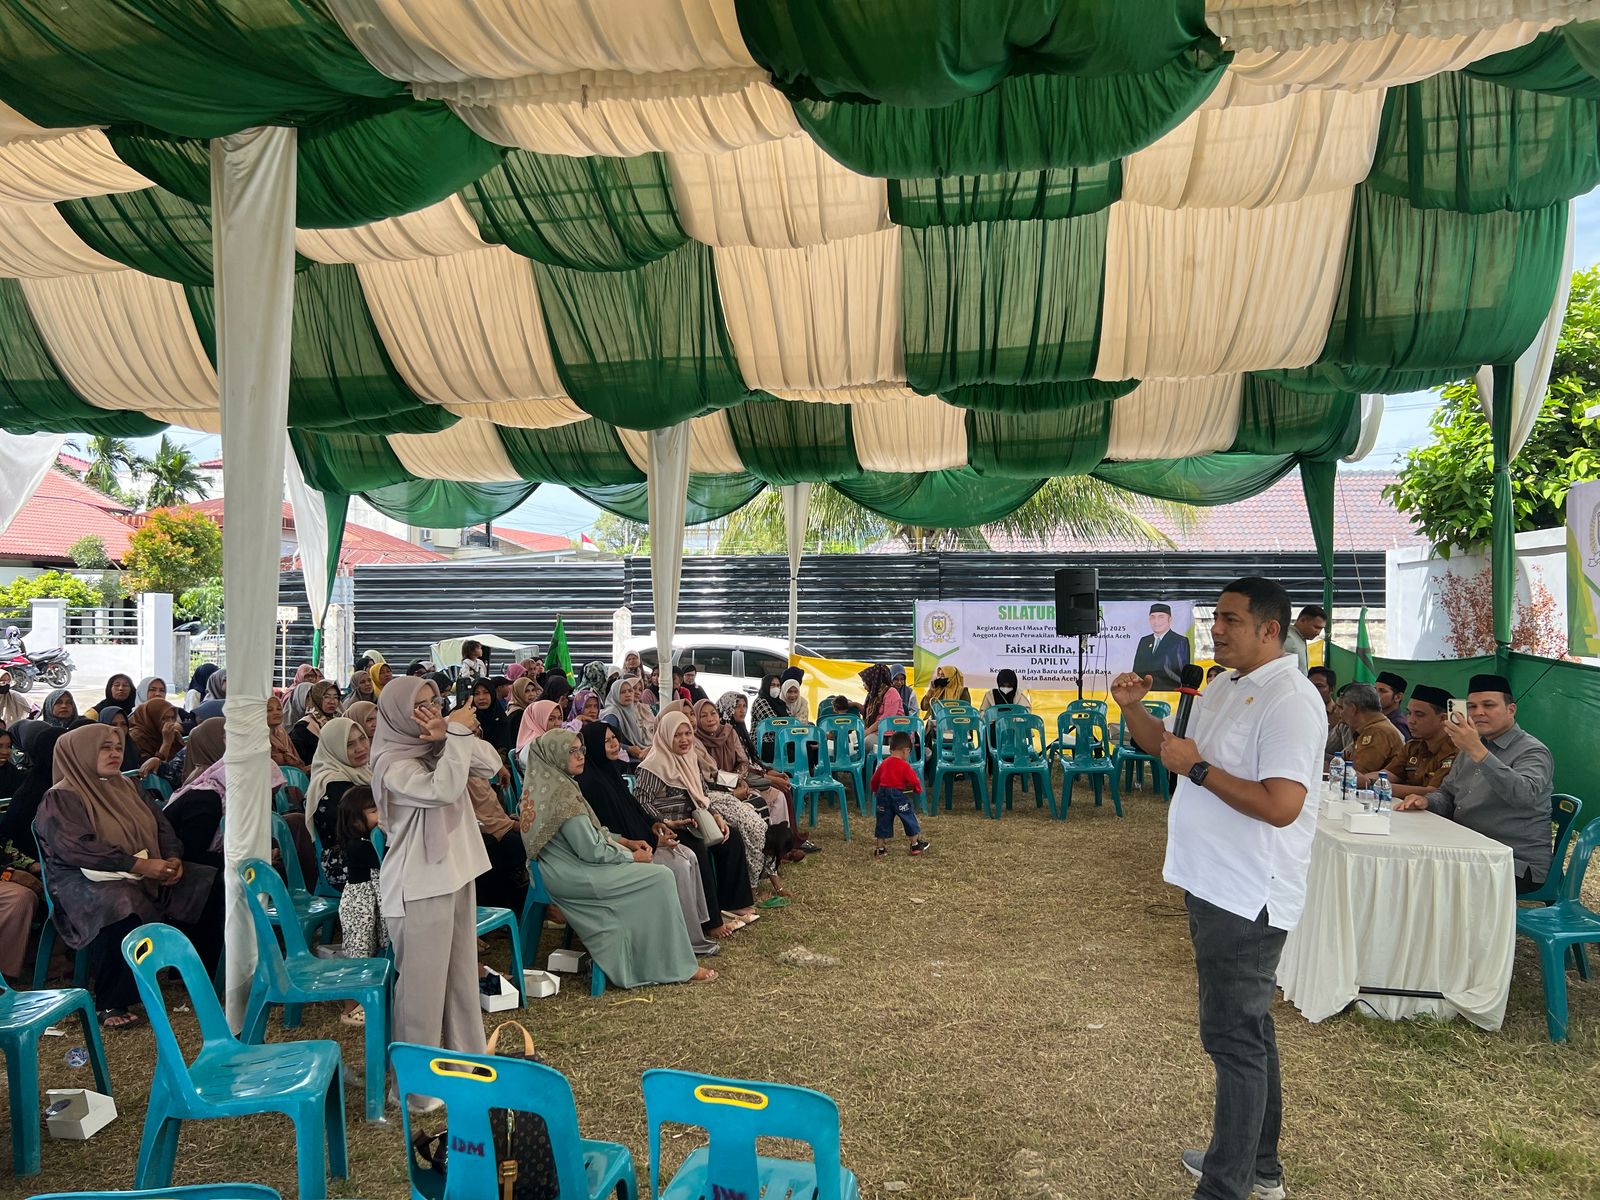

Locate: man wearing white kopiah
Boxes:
[1112,577,1325,1200]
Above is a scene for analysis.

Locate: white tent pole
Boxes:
[780,483,812,656]
[647,423,690,688]
[213,127,297,1031]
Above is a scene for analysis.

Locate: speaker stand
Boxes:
[1076,634,1088,700]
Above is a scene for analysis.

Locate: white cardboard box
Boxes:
[479,971,520,1012]
[45,1089,117,1140]
[1343,810,1392,836]
[547,948,586,975]
[523,968,562,998]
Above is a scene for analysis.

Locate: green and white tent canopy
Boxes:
[0,0,1594,532]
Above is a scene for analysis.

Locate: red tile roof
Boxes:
[494,527,572,553]
[198,457,224,470]
[1,468,136,565]
[56,451,93,474]
[980,469,1422,554]
[173,499,446,570]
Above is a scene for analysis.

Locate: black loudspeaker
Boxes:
[1055,567,1100,637]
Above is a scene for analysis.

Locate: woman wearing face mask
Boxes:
[779,669,809,721]
[0,669,33,727]
[920,666,970,715]
[978,668,1032,712]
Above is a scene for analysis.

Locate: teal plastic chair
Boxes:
[1520,794,1585,906]
[520,860,606,996]
[981,703,1030,759]
[502,753,524,816]
[1112,700,1172,795]
[1054,712,1120,818]
[642,1068,859,1200]
[816,712,869,815]
[782,722,852,841]
[864,716,926,811]
[1,974,111,1175]
[391,1041,636,1200]
[931,698,977,723]
[26,1187,282,1200]
[1516,819,1600,1042]
[475,904,529,1006]
[753,715,795,764]
[270,814,338,947]
[992,714,1053,819]
[30,823,90,989]
[237,860,392,1121]
[306,823,341,900]
[930,715,990,815]
[128,770,173,802]
[275,765,311,814]
[121,924,347,1200]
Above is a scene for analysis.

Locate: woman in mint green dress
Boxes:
[519,728,715,988]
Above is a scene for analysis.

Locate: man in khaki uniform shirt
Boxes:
[1337,682,1404,774]
[1361,684,1456,798]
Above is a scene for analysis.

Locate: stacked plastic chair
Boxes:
[864,715,926,813]
[1112,700,1172,795]
[1050,711,1121,818]
[815,711,869,815]
[930,713,989,815]
[991,713,1054,818]
[1517,814,1600,1042]
[1,973,111,1175]
[29,823,90,989]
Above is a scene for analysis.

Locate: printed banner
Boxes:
[1567,480,1600,656]
[913,598,1197,695]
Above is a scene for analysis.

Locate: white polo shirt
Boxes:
[1163,652,1327,930]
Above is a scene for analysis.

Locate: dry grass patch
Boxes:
[13,783,1600,1199]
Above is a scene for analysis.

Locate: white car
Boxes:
[623,633,816,702]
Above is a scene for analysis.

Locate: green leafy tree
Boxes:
[176,577,225,628]
[75,435,147,503]
[67,535,111,570]
[1388,266,1600,553]
[122,509,223,598]
[591,512,650,554]
[0,570,104,608]
[719,476,1186,553]
[142,436,209,509]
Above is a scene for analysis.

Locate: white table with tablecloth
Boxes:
[1276,807,1517,1030]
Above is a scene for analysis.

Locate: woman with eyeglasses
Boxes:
[370,676,500,1067]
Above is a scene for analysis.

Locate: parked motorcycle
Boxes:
[0,646,75,692]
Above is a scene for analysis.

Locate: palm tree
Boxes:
[77,435,148,500]
[142,436,209,510]
[718,476,1191,554]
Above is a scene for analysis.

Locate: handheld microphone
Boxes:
[1173,664,1206,740]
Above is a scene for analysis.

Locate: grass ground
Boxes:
[14,780,1600,1199]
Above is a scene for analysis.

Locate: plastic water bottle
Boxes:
[1375,771,1392,811]
[1343,763,1358,800]
[1329,756,1344,800]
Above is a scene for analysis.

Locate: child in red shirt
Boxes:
[869,731,930,857]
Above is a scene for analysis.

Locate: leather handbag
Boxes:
[692,805,725,846]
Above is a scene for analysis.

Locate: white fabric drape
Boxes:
[1206,2,1590,51]
[715,229,903,392]
[1476,198,1576,460]
[213,126,298,1030]
[284,450,335,638]
[1342,394,1387,463]
[0,131,151,203]
[295,197,487,264]
[20,270,218,414]
[358,246,578,412]
[850,390,970,472]
[1095,189,1353,380]
[617,411,746,475]
[781,481,811,654]
[0,431,66,536]
[1105,375,1243,460]
[388,417,524,481]
[670,134,889,248]
[0,102,74,146]
[0,202,126,277]
[1125,89,1383,209]
[647,422,691,682]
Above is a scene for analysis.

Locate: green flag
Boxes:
[1353,607,1376,684]
[548,616,574,684]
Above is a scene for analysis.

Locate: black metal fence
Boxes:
[270,550,1386,669]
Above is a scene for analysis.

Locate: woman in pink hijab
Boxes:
[515,700,561,757]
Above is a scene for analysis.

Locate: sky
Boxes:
[123,191,1600,538]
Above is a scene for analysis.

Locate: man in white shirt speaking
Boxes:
[1113,577,1326,1200]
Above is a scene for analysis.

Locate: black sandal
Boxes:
[99,1009,143,1030]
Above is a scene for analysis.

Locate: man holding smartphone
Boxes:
[1113,577,1325,1200]
[1393,673,1553,893]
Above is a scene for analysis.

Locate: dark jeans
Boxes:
[1185,893,1287,1200]
[874,787,921,840]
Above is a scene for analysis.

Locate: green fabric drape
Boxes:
[532,242,747,429]
[1464,22,1600,97]
[190,265,457,434]
[574,474,767,525]
[943,378,1138,412]
[495,421,643,487]
[57,187,216,287]
[834,468,1045,525]
[901,213,1108,393]
[967,401,1112,477]
[1368,72,1600,212]
[888,164,1122,226]
[738,0,1218,107]
[1300,459,1338,617]
[1316,186,1568,374]
[790,60,1224,177]
[1229,376,1360,458]
[112,99,506,229]
[1093,453,1300,505]
[464,151,686,272]
[0,0,401,137]
[362,479,537,528]
[289,428,411,494]
[1490,362,1516,662]
[1260,361,1467,396]
[726,397,858,484]
[0,278,166,437]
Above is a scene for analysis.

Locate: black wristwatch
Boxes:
[1188,761,1212,787]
